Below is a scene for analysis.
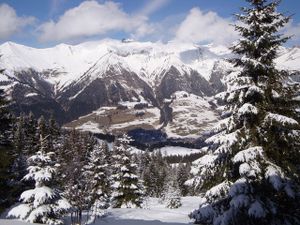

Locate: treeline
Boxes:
[0,109,193,224]
[164,152,205,164]
[135,150,191,197]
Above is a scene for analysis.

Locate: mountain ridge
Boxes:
[0,39,299,138]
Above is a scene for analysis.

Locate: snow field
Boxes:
[156,146,203,157]
[0,197,203,225]
[163,91,219,138]
[0,39,232,90]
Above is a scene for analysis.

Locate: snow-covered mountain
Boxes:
[0,40,230,123]
[0,40,231,89]
[275,46,300,72]
[0,39,299,138]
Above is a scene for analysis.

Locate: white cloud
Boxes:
[0,4,35,40]
[174,7,238,44]
[38,0,152,42]
[137,0,170,16]
[285,21,300,44]
[49,0,67,16]
[130,0,172,40]
[135,13,185,42]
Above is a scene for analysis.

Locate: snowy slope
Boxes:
[156,146,204,156]
[1,40,298,90]
[71,106,161,135]
[0,220,37,225]
[0,41,110,90]
[1,39,298,135]
[163,91,219,138]
[94,197,203,225]
[0,40,231,91]
[0,197,204,225]
[64,91,219,138]
[275,46,300,71]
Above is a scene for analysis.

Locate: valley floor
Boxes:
[0,197,202,225]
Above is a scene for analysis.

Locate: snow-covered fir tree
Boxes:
[37,116,47,138]
[162,171,182,209]
[60,131,91,225]
[143,151,169,197]
[8,135,70,225]
[84,141,111,222]
[24,112,38,155]
[164,183,182,209]
[135,150,151,178]
[0,82,11,145]
[13,116,24,153]
[190,0,300,224]
[12,117,27,181]
[0,73,13,212]
[142,159,159,197]
[48,115,61,153]
[12,113,39,158]
[111,134,144,208]
[176,162,190,196]
[36,116,49,152]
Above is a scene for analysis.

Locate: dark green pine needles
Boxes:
[190,0,300,224]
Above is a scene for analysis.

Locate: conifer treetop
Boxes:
[232,0,290,70]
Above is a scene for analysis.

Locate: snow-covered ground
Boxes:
[156,146,203,157]
[65,91,219,138]
[0,197,203,225]
[0,220,37,225]
[163,91,219,138]
[66,104,161,135]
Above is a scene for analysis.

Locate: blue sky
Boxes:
[0,0,299,47]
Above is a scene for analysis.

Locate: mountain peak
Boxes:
[1,39,298,90]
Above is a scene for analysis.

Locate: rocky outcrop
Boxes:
[156,66,214,101]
